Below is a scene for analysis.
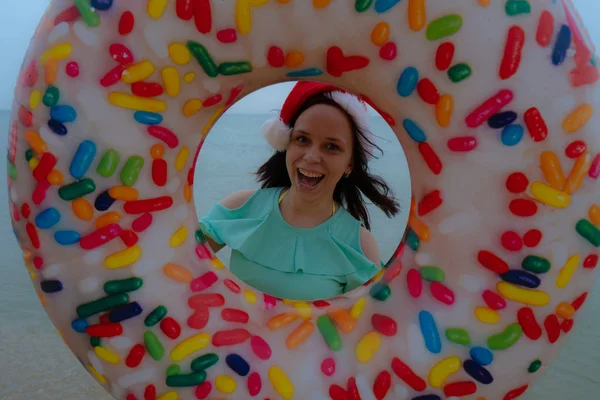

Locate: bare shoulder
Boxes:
[220,189,256,209]
[360,226,381,266]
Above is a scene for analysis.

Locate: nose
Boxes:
[303,145,321,163]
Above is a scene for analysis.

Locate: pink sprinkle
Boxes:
[66,62,79,77]
[224,279,241,294]
[430,281,455,305]
[321,357,336,376]
[217,28,237,43]
[147,126,179,149]
[407,268,422,298]
[589,154,600,179]
[195,245,212,260]
[250,335,272,360]
[132,213,152,232]
[190,271,218,292]
[263,294,277,310]
[12,204,20,221]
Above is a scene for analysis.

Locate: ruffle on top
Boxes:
[199,187,380,293]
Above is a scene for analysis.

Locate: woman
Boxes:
[199,81,400,301]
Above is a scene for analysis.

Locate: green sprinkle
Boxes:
[25,149,33,161]
[505,0,531,16]
[144,305,167,327]
[218,62,252,76]
[316,315,342,351]
[487,323,522,350]
[405,229,419,251]
[103,277,143,294]
[426,15,463,41]
[445,328,470,345]
[166,364,181,376]
[420,266,445,282]
[521,255,551,274]
[370,283,391,301]
[528,359,542,373]
[74,0,100,27]
[58,178,96,201]
[195,229,206,245]
[166,371,207,387]
[448,63,472,83]
[144,331,164,361]
[76,293,129,318]
[576,219,600,247]
[355,0,373,12]
[591,56,597,67]
[120,156,144,186]
[97,149,120,177]
[187,41,218,78]
[90,337,101,347]
[191,353,219,372]
[43,86,60,107]
[7,160,17,180]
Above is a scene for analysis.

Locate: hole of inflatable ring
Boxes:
[193,81,411,302]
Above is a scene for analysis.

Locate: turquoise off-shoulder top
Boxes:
[198,187,380,301]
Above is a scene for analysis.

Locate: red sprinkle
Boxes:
[160,317,181,339]
[86,323,123,337]
[517,307,542,340]
[264,294,277,310]
[187,306,209,329]
[195,382,212,399]
[132,82,164,98]
[195,0,212,33]
[147,126,179,148]
[267,46,285,67]
[190,272,218,292]
[125,344,145,368]
[465,89,513,128]
[504,385,529,400]
[509,199,538,217]
[329,385,348,400]
[54,5,80,25]
[32,179,50,205]
[570,64,600,87]
[499,26,525,80]
[589,154,600,179]
[482,289,507,310]
[430,282,455,305]
[435,42,455,70]
[524,107,548,142]
[477,250,510,274]
[195,245,212,260]
[188,293,225,308]
[407,268,422,298]
[100,65,126,87]
[221,308,249,323]
[80,224,123,250]
[313,300,330,308]
[225,84,244,106]
[66,62,80,77]
[373,371,392,400]
[217,29,238,43]
[247,372,262,396]
[571,291,588,311]
[250,335,272,360]
[360,94,396,127]
[501,230,523,251]
[212,329,251,347]
[132,213,153,232]
[506,172,529,193]
[144,384,156,400]
[176,0,194,20]
[33,153,57,181]
[536,10,554,47]
[418,142,443,175]
[120,231,139,248]
[119,11,135,35]
[379,42,397,60]
[565,140,587,158]
[544,314,560,344]
[203,94,222,107]
[21,203,31,219]
[583,254,598,268]
[561,318,574,333]
[417,78,440,104]
[109,44,135,66]
[152,159,167,187]
[447,136,477,152]
[33,256,44,270]
[523,229,542,247]
[371,314,398,336]
[124,196,173,214]
[19,106,33,127]
[417,190,442,216]
[26,223,40,249]
[223,278,241,294]
[391,357,426,391]
[347,377,360,400]
[444,381,477,397]
[321,357,336,376]
[326,46,370,78]
[126,394,137,400]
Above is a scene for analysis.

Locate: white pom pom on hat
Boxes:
[261,81,375,154]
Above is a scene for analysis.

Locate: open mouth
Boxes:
[297,168,325,190]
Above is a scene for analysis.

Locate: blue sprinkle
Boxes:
[552,25,572,66]
[375,0,401,13]
[418,310,441,354]
[70,140,97,179]
[411,395,441,400]
[91,0,113,10]
[35,207,61,229]
[109,302,143,323]
[500,269,541,288]
[286,68,324,77]
[403,119,427,143]
[226,354,250,376]
[71,318,88,333]
[55,230,81,245]
[463,359,494,384]
[134,111,163,126]
[48,119,68,135]
[50,105,77,123]
[470,346,493,366]
[397,67,419,97]
[488,111,517,129]
[40,280,63,293]
[501,124,523,146]
[95,190,116,211]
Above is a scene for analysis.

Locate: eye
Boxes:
[326,143,341,151]
[295,135,308,143]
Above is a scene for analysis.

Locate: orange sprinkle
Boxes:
[408,214,430,241]
[408,0,426,31]
[109,186,139,201]
[312,0,331,8]
[267,313,298,330]
[564,152,592,194]
[556,302,575,319]
[328,308,356,333]
[45,59,59,85]
[590,205,600,226]
[436,94,453,127]
[25,130,47,154]
[23,248,33,262]
[285,51,304,68]
[285,321,314,349]
[163,263,193,283]
[150,144,164,159]
[371,22,390,46]
[96,212,121,229]
[184,185,192,203]
[72,198,94,221]
[540,151,565,190]
[477,0,490,6]
[47,169,64,185]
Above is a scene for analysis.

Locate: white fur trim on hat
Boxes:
[261,117,291,152]
[328,91,370,132]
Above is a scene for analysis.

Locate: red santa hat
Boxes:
[261,81,374,154]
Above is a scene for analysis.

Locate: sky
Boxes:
[1,1,599,113]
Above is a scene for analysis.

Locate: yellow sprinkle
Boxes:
[29,157,39,171]
[371,22,390,46]
[355,331,381,362]
[215,375,237,393]
[428,356,461,388]
[104,245,141,269]
[243,290,257,304]
[170,226,189,247]
[170,333,211,361]
[350,297,365,319]
[25,130,47,154]
[72,198,94,221]
[530,182,570,208]
[109,92,167,113]
[169,43,191,65]
[268,366,294,400]
[48,169,64,185]
[94,346,120,364]
[211,258,226,269]
[29,90,42,109]
[156,392,178,400]
[436,94,453,127]
[184,72,196,83]
[162,67,180,97]
[162,263,193,283]
[109,186,138,201]
[540,151,565,190]
[496,281,550,306]
[408,0,426,31]
[96,212,121,229]
[372,268,385,282]
[40,43,72,65]
[88,364,108,385]
[203,106,225,136]
[556,254,580,288]
[556,301,575,319]
[236,1,252,35]
[474,307,500,324]
[293,301,312,320]
[563,103,593,133]
[285,51,304,68]
[184,185,192,203]
[183,99,203,117]
[589,205,600,225]
[122,61,155,84]
[176,146,190,171]
[147,0,169,19]
[564,152,592,194]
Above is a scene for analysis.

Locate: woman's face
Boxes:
[286,103,354,202]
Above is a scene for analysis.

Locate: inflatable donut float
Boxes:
[8,0,600,399]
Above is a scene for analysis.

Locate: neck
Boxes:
[280,187,336,228]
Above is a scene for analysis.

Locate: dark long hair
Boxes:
[255,92,400,231]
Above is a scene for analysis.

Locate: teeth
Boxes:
[299,168,323,178]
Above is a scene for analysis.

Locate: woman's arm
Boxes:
[360,226,381,267]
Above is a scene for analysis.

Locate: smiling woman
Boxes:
[197,81,408,301]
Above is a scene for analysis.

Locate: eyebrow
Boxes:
[295,129,344,143]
